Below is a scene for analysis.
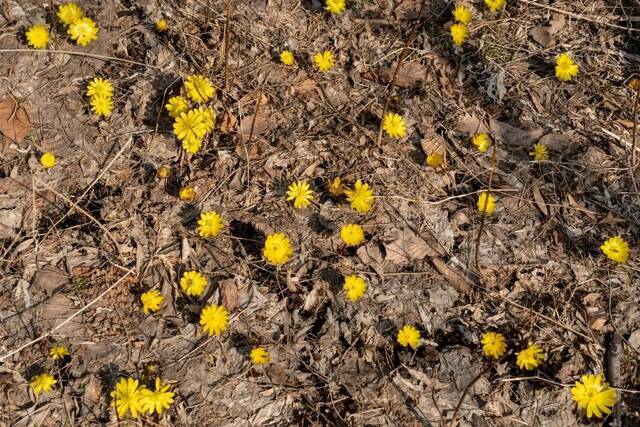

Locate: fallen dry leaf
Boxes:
[431,258,471,294]
[382,61,427,88]
[383,228,435,265]
[219,111,237,134]
[489,119,544,147]
[220,279,239,312]
[0,96,30,144]
[238,111,268,143]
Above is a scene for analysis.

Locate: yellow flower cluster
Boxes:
[30,373,57,395]
[397,325,422,350]
[140,290,164,314]
[555,53,579,82]
[57,3,99,46]
[86,76,114,117]
[250,347,271,365]
[168,75,217,153]
[26,24,50,49]
[110,377,175,417]
[450,5,472,47]
[382,112,407,138]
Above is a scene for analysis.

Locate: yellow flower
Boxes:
[343,275,367,302]
[472,133,492,152]
[328,177,343,197]
[450,23,469,47]
[197,106,216,133]
[165,96,190,119]
[90,94,113,117]
[110,377,145,418]
[263,233,293,266]
[140,378,174,415]
[156,165,170,178]
[516,343,545,370]
[477,191,496,215]
[200,304,229,336]
[397,325,421,350]
[325,0,346,14]
[26,24,49,49]
[87,77,114,98]
[530,143,548,161]
[344,180,374,213]
[485,0,506,12]
[382,112,407,138]
[313,51,335,72]
[184,74,215,103]
[40,152,56,169]
[50,345,69,360]
[426,152,444,168]
[57,3,84,26]
[340,224,365,246]
[286,180,314,209]
[481,332,506,359]
[453,5,472,24]
[600,236,630,263]
[180,270,207,297]
[555,53,579,81]
[31,373,57,395]
[68,17,99,46]
[250,347,271,365]
[173,110,207,153]
[179,186,196,202]
[140,290,164,314]
[155,19,168,32]
[197,210,224,238]
[280,50,295,66]
[571,373,617,419]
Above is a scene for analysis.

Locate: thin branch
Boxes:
[0,49,163,70]
[474,141,498,275]
[223,0,233,91]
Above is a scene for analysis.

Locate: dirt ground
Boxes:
[1,0,640,425]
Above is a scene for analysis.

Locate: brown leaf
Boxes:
[220,279,239,312]
[489,119,543,147]
[0,97,30,143]
[383,61,427,88]
[431,258,471,294]
[295,78,318,97]
[532,184,548,216]
[456,114,489,135]
[238,111,268,143]
[383,228,436,265]
[219,111,237,135]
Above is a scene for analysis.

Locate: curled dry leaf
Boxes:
[0,96,30,144]
[382,61,427,88]
[238,111,268,143]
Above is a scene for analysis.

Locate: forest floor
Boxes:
[1,0,640,425]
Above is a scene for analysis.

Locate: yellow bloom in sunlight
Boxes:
[90,94,113,117]
[196,106,216,133]
[155,19,168,32]
[184,74,215,103]
[200,304,229,336]
[263,233,293,266]
[250,347,271,365]
[516,343,545,370]
[31,373,57,395]
[313,51,335,72]
[382,112,407,138]
[426,152,444,168]
[450,23,468,47]
[140,290,164,314]
[179,186,196,202]
[530,142,548,161]
[57,3,84,26]
[140,378,174,415]
[50,345,69,361]
[453,5,472,24]
[472,133,492,153]
[68,17,99,46]
[165,96,190,119]
[600,236,630,263]
[328,177,343,197]
[343,275,367,302]
[197,210,224,238]
[397,325,421,350]
[477,191,496,215]
[340,224,365,246]
[325,0,346,14]
[571,373,617,419]
[173,110,207,153]
[280,50,295,66]
[555,53,579,81]
[26,24,49,49]
[286,180,314,209]
[110,377,145,418]
[40,152,56,169]
[481,332,507,359]
[156,165,170,179]
[180,270,207,297]
[344,180,374,213]
[87,77,114,98]
[485,0,506,12]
